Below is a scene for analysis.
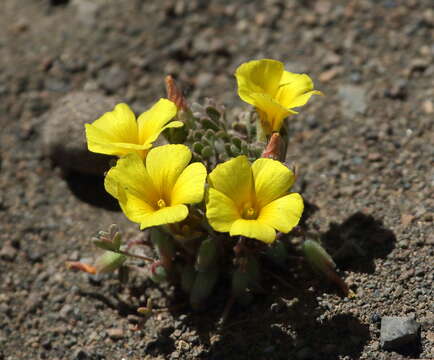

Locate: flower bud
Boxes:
[303,239,349,296]
[190,268,218,309]
[181,265,196,293]
[195,238,217,272]
[151,228,175,268]
[95,251,127,274]
[266,240,288,266]
[302,239,335,274]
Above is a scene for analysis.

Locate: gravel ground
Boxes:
[0,0,433,359]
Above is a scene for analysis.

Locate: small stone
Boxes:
[423,100,433,114]
[338,85,367,117]
[410,58,429,73]
[319,67,341,82]
[400,214,414,228]
[107,328,124,340]
[42,91,118,175]
[380,316,421,351]
[367,153,381,162]
[0,241,17,261]
[385,79,407,100]
[72,349,89,360]
[99,65,128,93]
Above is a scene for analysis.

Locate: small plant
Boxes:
[67,59,349,319]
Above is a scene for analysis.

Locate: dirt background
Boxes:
[0,0,433,359]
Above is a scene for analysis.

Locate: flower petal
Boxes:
[252,158,295,208]
[206,188,240,232]
[287,90,323,109]
[258,193,304,233]
[104,153,159,206]
[139,204,188,230]
[171,162,207,205]
[208,155,253,208]
[137,98,178,144]
[85,124,134,156]
[275,73,316,108]
[230,219,276,243]
[119,191,156,224]
[90,103,138,143]
[236,59,284,102]
[146,144,191,202]
[249,93,294,133]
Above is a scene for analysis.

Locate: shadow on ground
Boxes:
[322,212,396,273]
[65,171,120,211]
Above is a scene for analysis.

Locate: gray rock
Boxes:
[0,241,17,261]
[42,91,118,175]
[99,65,129,93]
[338,85,367,117]
[71,0,105,27]
[380,316,420,351]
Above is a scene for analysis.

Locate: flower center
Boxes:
[157,199,166,209]
[242,204,258,220]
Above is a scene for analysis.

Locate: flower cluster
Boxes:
[69,59,346,313]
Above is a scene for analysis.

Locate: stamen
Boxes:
[157,199,166,208]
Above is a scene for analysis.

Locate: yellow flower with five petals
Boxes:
[205,155,303,243]
[235,59,322,135]
[105,144,207,230]
[85,99,182,159]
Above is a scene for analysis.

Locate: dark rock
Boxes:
[72,349,89,360]
[380,316,421,351]
[42,91,118,175]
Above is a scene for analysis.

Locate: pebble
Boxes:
[107,327,124,340]
[0,241,17,261]
[98,65,129,93]
[42,91,118,175]
[338,85,367,117]
[380,316,421,351]
[72,349,89,360]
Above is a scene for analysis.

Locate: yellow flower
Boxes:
[235,59,322,135]
[206,155,303,243]
[105,144,207,230]
[85,99,182,159]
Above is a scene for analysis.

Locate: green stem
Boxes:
[117,250,155,263]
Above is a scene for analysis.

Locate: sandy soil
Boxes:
[0,1,433,359]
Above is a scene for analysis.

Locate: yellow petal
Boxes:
[104,153,159,206]
[249,93,294,133]
[258,193,304,233]
[208,155,253,208]
[85,124,133,157]
[205,188,240,232]
[230,219,276,243]
[236,59,284,102]
[171,162,207,205]
[119,191,156,224]
[275,73,315,108]
[146,144,191,202]
[252,158,295,208]
[139,204,188,230]
[137,98,178,144]
[286,90,323,109]
[91,103,138,143]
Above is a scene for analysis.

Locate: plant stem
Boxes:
[117,250,155,263]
